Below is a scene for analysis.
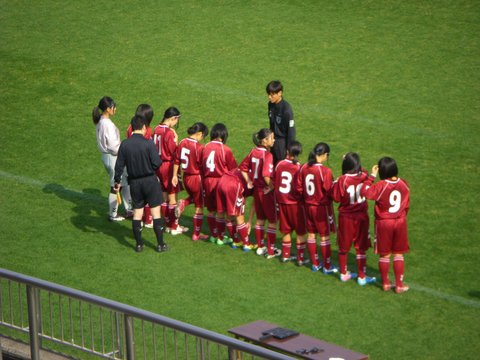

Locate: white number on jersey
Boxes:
[180,147,190,170]
[389,190,401,213]
[305,174,315,196]
[279,171,293,194]
[251,157,260,179]
[206,151,216,172]
[154,134,162,156]
[346,184,366,205]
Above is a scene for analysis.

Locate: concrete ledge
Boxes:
[0,335,78,360]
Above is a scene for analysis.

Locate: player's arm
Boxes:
[285,106,296,145]
[113,144,126,190]
[148,141,162,171]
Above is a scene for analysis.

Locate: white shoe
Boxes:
[109,215,125,222]
[170,226,189,235]
[256,246,267,256]
[144,222,153,229]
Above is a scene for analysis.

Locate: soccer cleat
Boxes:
[208,236,217,243]
[274,248,282,257]
[340,272,358,282]
[109,215,125,222]
[165,227,171,234]
[231,241,243,249]
[243,244,256,252]
[357,276,376,286]
[144,222,153,229]
[135,244,144,252]
[125,211,134,219]
[281,257,291,263]
[174,199,186,218]
[170,225,189,235]
[222,236,233,245]
[322,265,339,275]
[382,283,393,292]
[297,259,311,267]
[256,246,267,256]
[156,244,169,252]
[311,264,322,272]
[192,234,209,241]
[395,285,409,294]
[216,239,224,245]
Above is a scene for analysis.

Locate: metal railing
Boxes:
[0,268,293,360]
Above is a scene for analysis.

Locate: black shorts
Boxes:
[129,175,163,209]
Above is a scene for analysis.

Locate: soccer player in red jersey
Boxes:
[273,141,307,264]
[216,168,254,251]
[332,153,376,285]
[201,123,238,244]
[153,107,188,235]
[239,128,276,254]
[298,142,338,274]
[361,157,410,293]
[126,104,154,227]
[172,122,209,241]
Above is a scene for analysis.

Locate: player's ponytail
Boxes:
[287,141,302,165]
[308,142,330,166]
[342,152,362,175]
[252,128,273,146]
[92,96,116,125]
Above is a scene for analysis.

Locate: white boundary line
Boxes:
[1,169,479,309]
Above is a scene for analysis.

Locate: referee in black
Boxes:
[114,114,167,253]
[266,80,296,165]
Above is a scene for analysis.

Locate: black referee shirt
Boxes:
[114,134,161,183]
[268,99,296,144]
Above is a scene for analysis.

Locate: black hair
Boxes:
[130,115,146,131]
[187,122,209,138]
[287,141,302,164]
[342,152,362,175]
[378,157,398,180]
[135,104,154,126]
[266,80,283,94]
[307,142,330,166]
[252,128,273,146]
[162,106,181,120]
[92,96,116,125]
[210,123,229,143]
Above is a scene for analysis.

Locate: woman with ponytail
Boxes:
[92,96,132,221]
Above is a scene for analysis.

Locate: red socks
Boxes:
[320,239,332,269]
[356,251,367,278]
[254,225,265,248]
[307,238,319,267]
[207,214,217,239]
[193,214,203,236]
[379,257,391,285]
[393,255,405,287]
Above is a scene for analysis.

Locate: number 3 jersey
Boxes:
[361,177,410,220]
[331,171,369,215]
[273,159,302,204]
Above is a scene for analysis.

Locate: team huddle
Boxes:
[92,81,410,294]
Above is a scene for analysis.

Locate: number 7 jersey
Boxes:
[361,177,410,220]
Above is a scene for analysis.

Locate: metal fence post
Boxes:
[26,285,40,360]
[124,314,135,360]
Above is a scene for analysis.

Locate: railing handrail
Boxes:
[0,268,294,359]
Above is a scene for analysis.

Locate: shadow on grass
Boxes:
[42,183,134,250]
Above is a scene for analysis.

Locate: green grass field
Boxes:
[1,1,479,359]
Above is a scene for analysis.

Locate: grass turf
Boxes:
[1,1,479,359]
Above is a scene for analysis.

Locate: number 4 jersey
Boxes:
[361,176,410,220]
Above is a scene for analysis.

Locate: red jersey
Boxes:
[175,137,203,175]
[126,125,153,140]
[239,147,274,189]
[298,163,334,205]
[202,141,237,178]
[361,177,410,220]
[273,159,302,204]
[153,124,177,162]
[332,171,369,215]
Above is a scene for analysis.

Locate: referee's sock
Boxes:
[153,218,165,246]
[132,220,143,246]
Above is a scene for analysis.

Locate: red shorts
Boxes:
[278,203,306,235]
[156,161,180,194]
[375,217,409,255]
[203,177,220,212]
[337,212,371,253]
[183,174,203,208]
[216,178,245,217]
[253,188,276,223]
[305,203,336,236]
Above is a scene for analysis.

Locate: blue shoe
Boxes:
[243,244,255,252]
[231,241,242,249]
[322,265,338,275]
[357,276,376,286]
[311,264,322,272]
[340,272,357,282]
